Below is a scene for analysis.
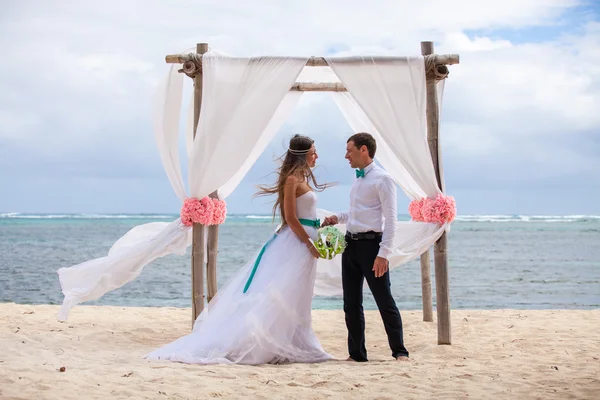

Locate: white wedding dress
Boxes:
[145,191,333,365]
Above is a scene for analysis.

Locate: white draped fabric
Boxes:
[188,53,308,199]
[327,57,441,196]
[57,52,308,320]
[436,79,446,192]
[312,58,448,297]
[57,52,452,319]
[218,91,303,199]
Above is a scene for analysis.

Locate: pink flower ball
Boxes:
[434,194,457,224]
[180,198,200,226]
[211,198,227,225]
[195,197,214,225]
[180,196,215,226]
[421,194,456,224]
[408,198,425,222]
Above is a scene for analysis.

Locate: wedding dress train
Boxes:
[145,191,333,364]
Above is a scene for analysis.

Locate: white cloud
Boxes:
[442,33,513,52]
[435,20,600,186]
[444,23,600,132]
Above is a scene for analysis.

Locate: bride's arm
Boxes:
[283,176,320,258]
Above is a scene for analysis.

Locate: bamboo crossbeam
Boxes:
[165,54,460,67]
[291,82,347,92]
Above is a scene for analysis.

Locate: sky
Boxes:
[0,0,599,216]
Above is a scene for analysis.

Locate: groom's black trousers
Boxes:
[342,233,409,361]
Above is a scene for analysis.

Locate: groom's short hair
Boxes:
[348,132,376,158]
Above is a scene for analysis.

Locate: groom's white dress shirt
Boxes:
[336,162,397,260]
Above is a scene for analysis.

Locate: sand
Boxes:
[0,304,598,399]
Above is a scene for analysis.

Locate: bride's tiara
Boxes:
[288,148,311,155]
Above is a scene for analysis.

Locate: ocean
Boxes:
[1,213,599,311]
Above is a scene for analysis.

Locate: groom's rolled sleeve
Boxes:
[335,212,349,224]
[376,174,397,260]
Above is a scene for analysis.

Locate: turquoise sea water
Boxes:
[1,213,599,310]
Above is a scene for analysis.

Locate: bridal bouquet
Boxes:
[314,226,347,260]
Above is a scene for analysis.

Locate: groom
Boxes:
[322,132,409,362]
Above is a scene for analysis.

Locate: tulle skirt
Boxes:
[144,225,333,365]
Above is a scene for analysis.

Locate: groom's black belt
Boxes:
[345,231,383,241]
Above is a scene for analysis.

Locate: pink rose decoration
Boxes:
[196,197,215,225]
[433,194,456,224]
[211,198,227,225]
[408,198,425,222]
[180,197,228,226]
[180,198,200,226]
[409,194,456,224]
[180,197,214,226]
[421,197,437,223]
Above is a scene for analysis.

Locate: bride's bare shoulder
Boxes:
[285,173,308,185]
[285,175,299,184]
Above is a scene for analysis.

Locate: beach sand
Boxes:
[1,304,598,399]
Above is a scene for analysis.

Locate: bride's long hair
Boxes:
[255,134,332,225]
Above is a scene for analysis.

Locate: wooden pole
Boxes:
[191,43,209,327]
[421,41,451,345]
[419,45,435,324]
[206,191,219,302]
[419,249,433,322]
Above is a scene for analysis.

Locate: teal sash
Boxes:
[298,218,321,228]
[243,218,320,293]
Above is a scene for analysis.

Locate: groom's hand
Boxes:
[321,216,338,227]
[372,256,389,278]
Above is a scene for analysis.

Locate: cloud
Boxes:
[0,0,598,214]
[437,20,600,194]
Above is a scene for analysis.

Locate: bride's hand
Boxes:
[306,242,321,259]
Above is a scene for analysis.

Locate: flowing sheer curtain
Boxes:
[188,53,308,200]
[313,57,449,296]
[57,53,307,320]
[331,92,446,264]
[436,79,446,192]
[218,91,303,199]
[327,56,440,196]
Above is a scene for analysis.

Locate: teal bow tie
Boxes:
[356,169,365,178]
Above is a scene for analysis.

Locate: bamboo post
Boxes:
[419,249,433,322]
[206,191,219,302]
[191,43,209,327]
[421,41,451,345]
[419,48,435,324]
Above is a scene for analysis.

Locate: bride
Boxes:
[145,134,334,365]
